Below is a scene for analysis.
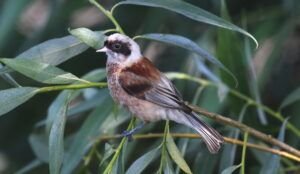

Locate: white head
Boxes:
[97,33,142,65]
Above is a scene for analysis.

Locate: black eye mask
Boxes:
[105,40,131,56]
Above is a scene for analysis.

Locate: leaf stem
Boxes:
[104,28,119,34]
[89,0,125,34]
[37,82,107,93]
[240,132,249,174]
[158,121,169,174]
[102,118,135,174]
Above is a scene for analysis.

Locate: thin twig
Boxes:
[37,82,107,93]
[167,72,300,136]
[189,105,300,158]
[89,0,125,34]
[36,81,300,160]
[98,133,300,162]
[240,132,249,174]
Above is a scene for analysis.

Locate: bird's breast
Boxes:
[106,63,167,122]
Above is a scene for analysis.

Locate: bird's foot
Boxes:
[121,123,144,141]
[122,130,134,141]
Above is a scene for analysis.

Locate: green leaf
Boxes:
[260,119,288,174]
[221,164,241,174]
[0,63,21,87]
[61,91,113,174]
[112,141,127,174]
[0,87,38,116]
[49,91,72,174]
[0,58,86,84]
[69,28,106,49]
[35,68,106,128]
[166,133,192,174]
[280,87,300,109]
[219,104,248,172]
[115,0,258,47]
[17,35,88,65]
[29,132,49,163]
[0,35,89,75]
[126,146,160,174]
[137,33,237,85]
[99,143,115,169]
[243,22,267,125]
[46,91,75,133]
[164,153,175,174]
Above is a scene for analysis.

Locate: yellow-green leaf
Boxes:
[166,133,192,174]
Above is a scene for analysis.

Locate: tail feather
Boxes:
[185,112,224,153]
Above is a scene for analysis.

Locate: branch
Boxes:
[167,72,300,136]
[189,105,300,158]
[98,133,300,163]
[37,82,107,93]
[89,0,125,34]
[35,80,300,160]
[36,82,300,160]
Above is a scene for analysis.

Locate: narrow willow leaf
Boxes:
[0,58,85,84]
[46,91,75,133]
[221,164,241,174]
[0,87,38,116]
[216,82,229,102]
[219,104,248,172]
[49,91,72,174]
[29,132,49,162]
[126,146,160,174]
[193,56,221,83]
[166,133,192,174]
[69,28,106,49]
[35,68,106,128]
[112,141,127,174]
[61,92,113,174]
[260,119,288,174]
[0,35,88,74]
[164,153,175,174]
[137,33,237,85]
[18,35,88,65]
[0,64,21,87]
[99,143,115,168]
[280,87,300,109]
[175,131,190,174]
[115,0,258,46]
[243,20,267,125]
[80,68,106,82]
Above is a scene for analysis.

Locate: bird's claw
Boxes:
[121,123,144,141]
[122,130,134,141]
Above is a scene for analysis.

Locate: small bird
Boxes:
[97,33,224,153]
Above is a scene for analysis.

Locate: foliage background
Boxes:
[0,0,300,173]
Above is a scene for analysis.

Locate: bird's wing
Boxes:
[118,58,191,113]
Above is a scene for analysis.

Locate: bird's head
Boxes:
[97,33,142,65]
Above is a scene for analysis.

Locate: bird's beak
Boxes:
[96,47,108,52]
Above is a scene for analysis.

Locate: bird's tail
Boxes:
[180,112,224,153]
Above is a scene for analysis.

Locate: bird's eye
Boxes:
[112,43,122,50]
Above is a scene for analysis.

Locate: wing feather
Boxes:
[118,58,191,113]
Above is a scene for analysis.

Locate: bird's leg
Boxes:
[122,122,144,141]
